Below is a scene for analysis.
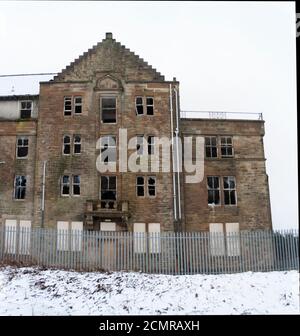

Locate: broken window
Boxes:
[20,101,32,119]
[205,137,217,158]
[221,136,233,157]
[100,176,116,200]
[136,176,145,197]
[74,96,82,114]
[64,97,72,116]
[148,176,156,197]
[61,175,70,196]
[63,135,71,155]
[73,175,81,196]
[16,137,29,158]
[223,176,237,205]
[147,136,155,155]
[146,97,154,115]
[74,135,81,154]
[14,176,27,199]
[101,97,116,123]
[100,135,116,163]
[135,97,144,115]
[136,135,144,155]
[207,176,220,205]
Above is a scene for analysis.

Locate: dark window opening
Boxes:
[101,176,116,200]
[62,175,70,195]
[74,97,82,114]
[136,176,145,196]
[64,97,72,116]
[14,175,26,199]
[207,176,220,205]
[20,101,32,119]
[73,175,81,195]
[135,97,144,115]
[63,136,71,155]
[74,135,81,154]
[148,176,156,197]
[102,97,116,123]
[17,137,29,158]
[146,97,154,115]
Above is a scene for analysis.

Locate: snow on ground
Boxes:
[0,266,299,315]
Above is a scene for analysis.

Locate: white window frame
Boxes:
[14,175,27,200]
[223,176,237,206]
[205,136,218,158]
[16,136,29,159]
[100,175,117,201]
[73,135,81,155]
[72,175,81,196]
[207,176,220,206]
[20,100,32,119]
[61,175,70,196]
[221,136,234,158]
[64,97,72,116]
[146,97,154,115]
[62,135,71,155]
[135,96,144,115]
[147,176,156,197]
[74,96,82,114]
[136,176,145,197]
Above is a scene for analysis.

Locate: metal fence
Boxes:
[0,227,298,274]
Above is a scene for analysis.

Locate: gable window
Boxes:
[61,175,70,196]
[100,135,116,163]
[73,175,81,196]
[63,135,71,155]
[223,176,237,205]
[101,97,116,123]
[136,176,145,197]
[207,176,220,205]
[146,97,154,115]
[100,176,116,200]
[205,137,217,158]
[148,176,156,197]
[147,136,155,155]
[74,97,82,114]
[20,101,32,119]
[14,176,27,199]
[64,97,72,116]
[16,137,29,158]
[74,135,81,154]
[221,137,233,157]
[135,97,144,115]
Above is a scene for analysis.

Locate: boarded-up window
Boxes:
[57,221,69,251]
[100,222,116,232]
[226,223,240,256]
[19,220,31,255]
[71,221,83,252]
[148,223,160,253]
[134,223,146,253]
[5,219,17,254]
[209,223,225,256]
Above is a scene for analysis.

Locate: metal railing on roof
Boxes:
[180,110,263,120]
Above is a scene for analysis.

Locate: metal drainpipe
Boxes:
[169,84,177,222]
[41,160,47,228]
[174,87,182,220]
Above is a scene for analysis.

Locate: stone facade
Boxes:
[0,33,272,233]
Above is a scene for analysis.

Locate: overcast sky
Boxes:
[0,1,297,229]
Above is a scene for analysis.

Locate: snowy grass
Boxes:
[0,266,299,315]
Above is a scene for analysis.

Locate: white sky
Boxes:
[0,1,297,229]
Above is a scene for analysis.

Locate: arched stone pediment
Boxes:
[95,75,122,91]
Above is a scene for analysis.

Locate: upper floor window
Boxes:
[16,137,29,159]
[61,175,81,196]
[20,101,32,119]
[101,97,116,123]
[74,97,82,114]
[64,96,83,116]
[147,136,155,155]
[100,176,116,200]
[205,137,217,158]
[100,135,116,163]
[135,97,154,116]
[14,175,27,199]
[73,175,81,196]
[223,176,237,205]
[207,176,220,205]
[63,135,71,155]
[74,135,81,154]
[221,137,233,157]
[148,176,156,197]
[61,175,70,196]
[136,135,144,155]
[136,176,145,197]
[64,97,72,116]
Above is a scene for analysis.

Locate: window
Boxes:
[63,135,71,155]
[100,176,116,200]
[147,136,155,155]
[146,97,154,115]
[207,176,220,205]
[133,223,146,253]
[57,221,83,252]
[74,135,81,154]
[20,101,32,119]
[136,135,144,155]
[74,97,82,114]
[73,175,81,196]
[226,223,240,256]
[221,137,233,157]
[16,137,29,158]
[61,175,70,196]
[100,222,116,231]
[101,97,116,123]
[136,176,145,196]
[205,137,217,158]
[148,223,160,253]
[64,97,72,116]
[100,135,116,163]
[14,176,26,199]
[135,97,144,115]
[223,176,237,205]
[209,223,225,256]
[148,176,156,197]
[133,223,161,254]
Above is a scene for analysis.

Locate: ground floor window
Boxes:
[4,219,31,254]
[57,221,83,251]
[133,222,160,253]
